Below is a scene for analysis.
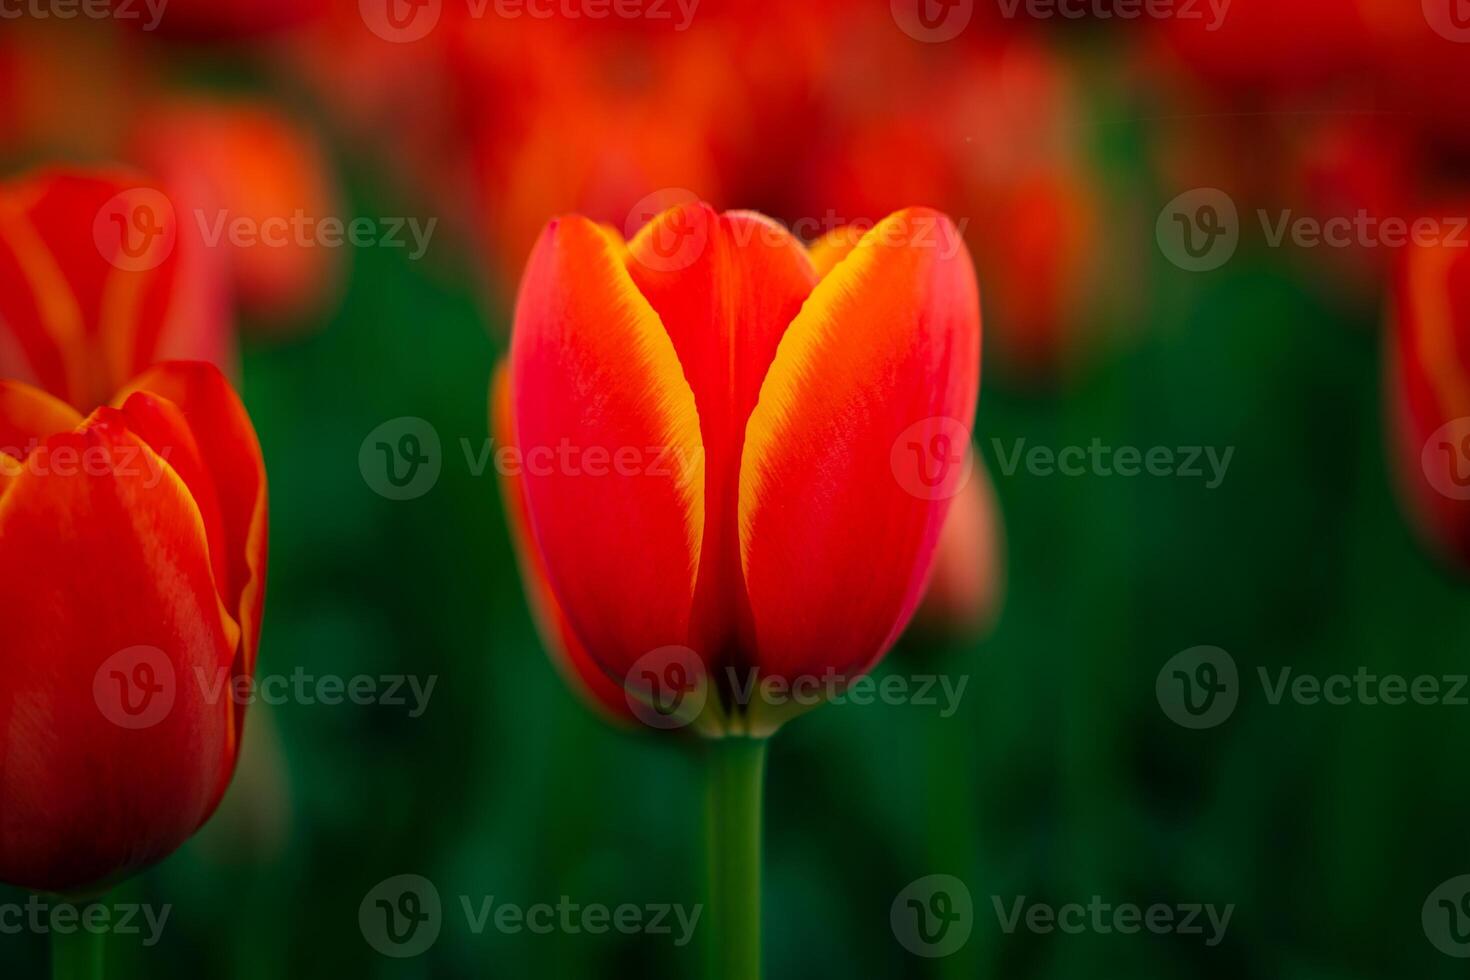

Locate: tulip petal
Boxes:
[626,206,815,663]
[510,216,704,679]
[0,412,241,892]
[115,362,268,682]
[0,378,83,457]
[491,362,632,723]
[739,208,981,681]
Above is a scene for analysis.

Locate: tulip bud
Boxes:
[500,202,980,736]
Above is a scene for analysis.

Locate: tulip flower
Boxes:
[1386,220,1470,569]
[0,169,233,411]
[500,201,979,979]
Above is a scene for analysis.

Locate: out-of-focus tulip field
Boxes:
[3,2,1470,978]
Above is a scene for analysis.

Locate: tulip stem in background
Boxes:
[705,737,767,980]
[50,902,104,980]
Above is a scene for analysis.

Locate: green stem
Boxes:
[50,901,105,980]
[705,736,767,980]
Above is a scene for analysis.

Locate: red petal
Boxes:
[509,216,704,680]
[739,208,981,684]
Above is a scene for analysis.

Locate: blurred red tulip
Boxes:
[127,99,343,328]
[914,458,1005,640]
[0,360,268,893]
[0,169,232,411]
[1386,214,1470,568]
[504,203,980,734]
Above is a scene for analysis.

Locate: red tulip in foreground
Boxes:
[498,201,980,979]
[0,361,267,971]
[1387,219,1470,569]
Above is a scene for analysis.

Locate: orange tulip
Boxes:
[0,360,268,893]
[0,169,233,411]
[502,202,980,735]
[1386,215,1470,568]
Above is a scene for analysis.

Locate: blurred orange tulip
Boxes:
[0,169,232,411]
[1386,213,1470,568]
[914,458,1005,640]
[502,203,980,735]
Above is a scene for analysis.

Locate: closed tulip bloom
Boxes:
[1387,223,1470,568]
[0,361,268,894]
[506,203,980,735]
